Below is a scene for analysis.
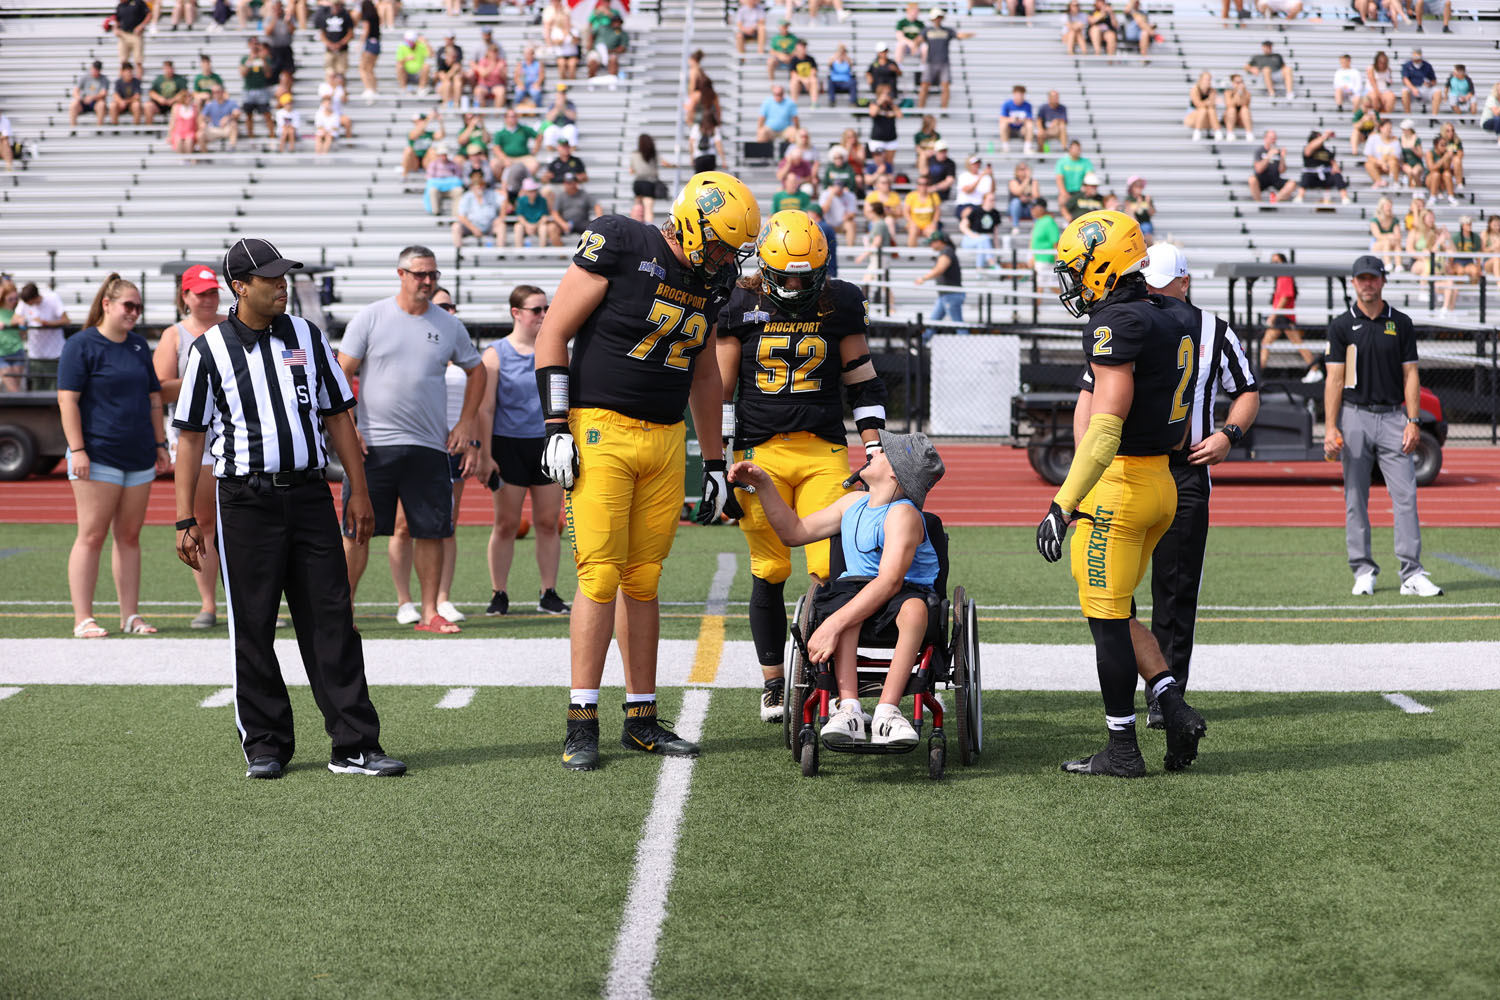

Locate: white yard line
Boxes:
[705,554,735,615]
[435,687,477,709]
[1382,692,1435,714]
[0,686,21,701]
[198,686,235,708]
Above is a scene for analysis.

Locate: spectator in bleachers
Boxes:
[958,191,1001,269]
[867,43,903,99]
[320,72,354,136]
[402,110,444,177]
[514,45,545,109]
[1031,91,1067,152]
[376,0,395,27]
[822,144,857,191]
[492,107,538,185]
[145,59,188,124]
[954,153,994,223]
[867,87,901,166]
[787,40,819,102]
[820,175,858,244]
[1245,40,1292,101]
[456,111,488,157]
[396,30,433,94]
[913,114,940,173]
[472,44,511,108]
[70,62,111,128]
[690,112,727,172]
[511,177,557,246]
[109,62,145,125]
[1435,121,1463,188]
[1405,208,1443,278]
[240,39,275,136]
[1483,83,1500,143]
[1350,92,1382,156]
[1060,1,1088,56]
[453,170,505,246]
[894,2,924,65]
[999,85,1035,155]
[424,143,466,213]
[1434,63,1473,115]
[1401,192,1425,232]
[757,83,801,143]
[828,45,856,106]
[1482,217,1500,285]
[1119,0,1153,57]
[1222,73,1253,142]
[462,145,495,186]
[684,68,721,128]
[1350,0,1407,28]
[629,134,666,218]
[264,2,298,83]
[1184,71,1223,143]
[114,0,149,71]
[904,175,942,245]
[914,230,965,337]
[437,36,470,106]
[1439,215,1478,315]
[355,0,380,101]
[275,92,299,152]
[918,10,970,109]
[1002,160,1036,233]
[1063,171,1104,220]
[582,0,614,51]
[201,84,242,150]
[767,19,800,79]
[771,173,813,214]
[586,10,629,79]
[855,201,894,277]
[167,91,202,154]
[541,137,587,182]
[1125,176,1153,235]
[542,0,581,79]
[0,281,22,392]
[551,174,601,243]
[925,141,956,200]
[1086,0,1117,58]
[1259,252,1317,377]
[313,94,341,153]
[0,111,13,172]
[1396,119,1428,189]
[1248,131,1297,201]
[1399,47,1436,115]
[1332,53,1364,110]
[1054,138,1092,199]
[735,0,768,55]
[1030,198,1059,291]
[1362,119,1399,189]
[837,128,867,183]
[539,85,579,152]
[59,274,166,640]
[807,204,839,275]
[1427,128,1457,203]
[1300,129,1351,204]
[1407,0,1451,33]
[865,172,902,223]
[193,55,224,109]
[1256,0,1302,19]
[1366,52,1396,114]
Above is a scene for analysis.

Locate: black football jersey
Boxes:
[569,214,730,425]
[719,278,869,448]
[1082,288,1200,456]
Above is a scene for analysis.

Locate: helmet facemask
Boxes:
[761,258,827,316]
[1054,248,1096,318]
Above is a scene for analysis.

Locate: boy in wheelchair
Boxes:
[730,430,945,749]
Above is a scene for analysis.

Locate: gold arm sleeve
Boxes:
[1052,412,1123,515]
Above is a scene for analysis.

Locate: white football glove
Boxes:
[697,459,729,524]
[542,424,579,490]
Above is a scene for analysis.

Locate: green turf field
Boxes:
[1,523,1498,643]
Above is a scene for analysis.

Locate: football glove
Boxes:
[541,423,579,490]
[1036,501,1092,563]
[697,459,730,525]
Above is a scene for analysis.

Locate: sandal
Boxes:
[414,614,461,634]
[73,617,109,639]
[121,614,158,635]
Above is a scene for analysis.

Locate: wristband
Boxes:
[1222,423,1243,447]
[720,402,736,442]
[864,442,883,453]
[175,517,197,531]
[1406,417,1419,425]
[536,365,570,421]
[69,444,85,453]
[157,442,169,450]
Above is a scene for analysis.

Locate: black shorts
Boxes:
[491,435,550,487]
[342,444,454,539]
[1270,315,1294,330]
[1255,169,1285,189]
[812,575,936,637]
[631,178,656,198]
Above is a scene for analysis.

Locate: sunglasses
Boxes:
[118,301,144,313]
[402,268,441,281]
[518,305,548,315]
[435,302,457,313]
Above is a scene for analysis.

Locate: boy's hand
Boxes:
[807,618,842,664]
[728,460,766,493]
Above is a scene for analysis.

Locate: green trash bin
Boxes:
[682,406,703,520]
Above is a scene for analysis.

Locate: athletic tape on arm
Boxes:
[1053,412,1123,514]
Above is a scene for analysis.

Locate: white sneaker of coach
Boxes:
[1352,571,1377,596]
[437,600,467,622]
[1399,573,1443,597]
[395,601,421,624]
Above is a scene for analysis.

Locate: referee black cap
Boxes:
[223,238,303,284]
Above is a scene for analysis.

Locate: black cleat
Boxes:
[1158,685,1207,772]
[246,755,284,779]
[759,677,785,722]
[563,711,601,771]
[537,588,570,615]
[328,750,407,776]
[621,702,700,757]
[1062,728,1146,778]
[1145,692,1165,730]
[485,590,509,616]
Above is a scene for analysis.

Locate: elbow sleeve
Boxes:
[842,359,888,431]
[1053,412,1123,515]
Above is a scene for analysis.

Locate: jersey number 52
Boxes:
[754,335,827,393]
[628,298,708,370]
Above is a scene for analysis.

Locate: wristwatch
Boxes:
[1222,423,1244,447]
[1406,417,1420,425]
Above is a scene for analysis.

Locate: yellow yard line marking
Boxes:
[686,553,737,685]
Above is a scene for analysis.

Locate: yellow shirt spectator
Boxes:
[904,188,941,229]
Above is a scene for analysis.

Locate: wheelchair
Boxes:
[783,512,982,780]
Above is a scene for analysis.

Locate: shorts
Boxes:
[632,178,657,198]
[491,434,550,487]
[323,48,349,75]
[1069,454,1177,619]
[1254,169,1285,189]
[1417,0,1443,13]
[812,575,936,639]
[923,62,951,85]
[447,452,465,483]
[867,138,899,154]
[364,37,381,56]
[243,88,271,112]
[0,351,24,366]
[66,450,156,487]
[565,406,685,603]
[342,443,454,539]
[735,431,850,583]
[1270,314,1296,329]
[1004,122,1029,138]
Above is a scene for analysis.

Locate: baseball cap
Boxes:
[876,430,945,510]
[521,177,540,191]
[1082,171,1100,185]
[927,230,950,246]
[875,42,889,52]
[967,153,981,164]
[828,144,847,159]
[403,29,417,43]
[181,265,221,294]
[1142,243,1189,289]
[1400,118,1416,131]
[222,238,302,284]
[1352,254,1387,278]
[928,7,944,17]
[932,139,948,151]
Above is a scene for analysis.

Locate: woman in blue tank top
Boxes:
[729,430,945,749]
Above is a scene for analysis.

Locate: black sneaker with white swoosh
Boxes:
[328,750,407,776]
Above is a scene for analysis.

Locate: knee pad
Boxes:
[576,560,622,604]
[619,561,663,602]
[749,575,788,667]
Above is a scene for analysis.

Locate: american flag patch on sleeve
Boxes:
[281,349,308,367]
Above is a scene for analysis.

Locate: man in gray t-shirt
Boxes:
[551,175,602,238]
[336,246,485,632]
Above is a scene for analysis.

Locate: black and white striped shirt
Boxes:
[172,309,355,477]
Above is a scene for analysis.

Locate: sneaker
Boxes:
[1062,728,1146,777]
[1293,191,1304,203]
[395,601,420,624]
[1352,571,1377,596]
[1157,685,1207,772]
[246,755,283,779]
[870,707,918,748]
[328,750,407,776]
[1191,129,1204,142]
[537,588,570,614]
[759,677,785,722]
[1399,572,1443,597]
[621,702,700,757]
[1145,692,1165,730]
[190,610,217,629]
[821,701,867,745]
[563,709,600,771]
[436,600,466,622]
[485,590,509,616]
[1447,194,1459,206]
[1215,129,1227,141]
[1301,367,1324,383]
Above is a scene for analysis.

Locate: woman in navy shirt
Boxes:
[57,273,168,638]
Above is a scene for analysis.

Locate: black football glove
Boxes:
[1036,501,1093,563]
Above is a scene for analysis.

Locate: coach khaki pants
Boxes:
[1340,404,1423,582]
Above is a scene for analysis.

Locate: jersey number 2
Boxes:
[1169,335,1193,424]
[754,335,827,393]
[629,298,708,370]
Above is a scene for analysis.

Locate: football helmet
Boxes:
[756,210,829,315]
[1053,209,1149,318]
[671,171,762,285]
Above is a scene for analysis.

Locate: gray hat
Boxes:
[877,430,945,509]
[1352,254,1387,278]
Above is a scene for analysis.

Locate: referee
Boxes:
[173,237,406,780]
[1076,243,1260,731]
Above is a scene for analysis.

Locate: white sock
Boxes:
[838,698,862,714]
[625,692,655,704]
[872,702,901,719]
[569,688,599,706]
[1105,713,1136,731]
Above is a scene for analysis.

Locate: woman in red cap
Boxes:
[153,265,228,629]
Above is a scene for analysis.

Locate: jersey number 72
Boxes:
[628,298,708,370]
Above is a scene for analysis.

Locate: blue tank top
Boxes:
[492,338,545,437]
[838,495,940,587]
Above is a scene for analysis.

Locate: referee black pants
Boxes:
[1149,462,1211,689]
[216,477,382,764]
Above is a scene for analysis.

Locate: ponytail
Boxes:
[86,272,139,329]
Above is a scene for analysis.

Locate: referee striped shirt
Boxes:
[172,308,356,478]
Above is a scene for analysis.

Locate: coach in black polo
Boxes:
[173,237,407,779]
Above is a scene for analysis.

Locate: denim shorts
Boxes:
[67,450,156,487]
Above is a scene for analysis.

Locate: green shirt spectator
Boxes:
[1030,209,1060,265]
[822,161,858,191]
[1054,146,1093,195]
[152,72,189,100]
[194,72,224,96]
[398,38,432,77]
[494,122,538,157]
[240,54,271,91]
[769,25,800,58]
[594,22,627,51]
[896,15,924,40]
[0,295,23,362]
[409,127,436,155]
[771,188,813,213]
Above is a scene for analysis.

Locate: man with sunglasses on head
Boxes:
[535,171,761,771]
[336,246,486,634]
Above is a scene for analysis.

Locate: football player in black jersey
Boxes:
[1034,210,1208,778]
[716,210,888,723]
[534,171,761,772]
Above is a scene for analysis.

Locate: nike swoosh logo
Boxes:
[562,752,578,762]
[1352,324,1364,330]
[629,734,655,751]
[350,754,365,765]
[831,448,845,454]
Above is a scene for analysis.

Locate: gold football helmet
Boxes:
[1053,209,1149,317]
[671,171,762,284]
[756,210,829,315]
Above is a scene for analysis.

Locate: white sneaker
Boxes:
[1301,367,1324,384]
[836,7,851,20]
[395,601,421,624]
[1191,129,1203,142]
[1400,573,1443,597]
[1352,571,1377,596]
[870,707,918,748]
[1215,129,1227,141]
[822,701,867,745]
[1293,191,1304,203]
[436,600,466,622]
[1023,142,1035,154]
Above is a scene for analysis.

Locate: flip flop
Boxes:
[415,614,461,634]
[73,617,109,639]
[121,614,158,635]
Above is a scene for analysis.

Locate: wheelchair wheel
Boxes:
[799,731,819,777]
[952,588,983,766]
[785,586,817,758]
[928,741,945,780]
